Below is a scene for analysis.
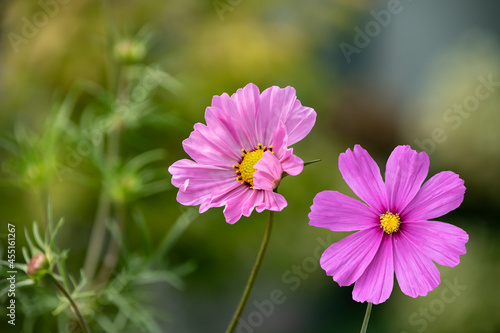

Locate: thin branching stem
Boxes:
[83,192,111,282]
[94,201,126,287]
[83,0,122,284]
[48,274,90,333]
[83,110,121,284]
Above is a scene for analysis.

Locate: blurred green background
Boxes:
[1,0,499,332]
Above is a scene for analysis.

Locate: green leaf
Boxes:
[24,226,41,255]
[304,158,322,167]
[22,247,31,264]
[32,222,46,250]
[50,218,66,246]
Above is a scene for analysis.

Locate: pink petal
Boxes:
[401,220,468,267]
[204,106,246,153]
[270,122,304,176]
[229,83,261,147]
[308,191,379,231]
[338,145,387,213]
[168,159,235,206]
[221,187,287,224]
[270,121,288,159]
[353,233,394,304]
[320,227,383,287]
[281,93,316,145]
[393,231,441,298]
[402,171,465,221]
[182,123,239,167]
[255,190,287,213]
[279,150,303,176]
[253,151,283,191]
[222,186,256,224]
[211,84,260,149]
[200,181,243,213]
[257,86,296,145]
[385,146,430,213]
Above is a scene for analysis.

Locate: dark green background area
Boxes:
[1,0,499,332]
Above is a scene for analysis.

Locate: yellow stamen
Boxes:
[234,144,272,188]
[380,211,400,234]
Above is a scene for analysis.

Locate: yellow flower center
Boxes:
[233,144,272,188]
[380,211,400,234]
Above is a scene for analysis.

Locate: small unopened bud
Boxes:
[27,253,48,277]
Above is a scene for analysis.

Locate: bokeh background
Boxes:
[1,0,499,332]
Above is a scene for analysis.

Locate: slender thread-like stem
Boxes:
[225,210,274,333]
[83,0,122,284]
[94,202,126,287]
[83,192,111,282]
[83,122,121,283]
[48,274,90,333]
[360,302,373,333]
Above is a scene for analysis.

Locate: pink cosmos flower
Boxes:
[169,83,316,224]
[308,145,468,304]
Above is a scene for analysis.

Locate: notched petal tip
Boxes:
[402,170,466,221]
[338,144,386,212]
[385,144,430,213]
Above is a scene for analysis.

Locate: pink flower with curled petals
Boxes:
[308,145,468,304]
[169,83,316,224]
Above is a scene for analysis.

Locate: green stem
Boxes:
[225,210,274,333]
[83,127,120,283]
[94,202,126,287]
[360,302,373,333]
[83,192,111,282]
[48,274,90,333]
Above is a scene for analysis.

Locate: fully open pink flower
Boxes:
[308,145,468,304]
[169,83,316,224]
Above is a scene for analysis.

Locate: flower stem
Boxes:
[94,202,126,287]
[225,210,274,333]
[83,127,120,283]
[360,302,373,333]
[83,192,111,281]
[47,274,90,333]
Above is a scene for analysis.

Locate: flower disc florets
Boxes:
[380,211,400,234]
[234,144,273,188]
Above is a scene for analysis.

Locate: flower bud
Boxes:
[27,253,48,277]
